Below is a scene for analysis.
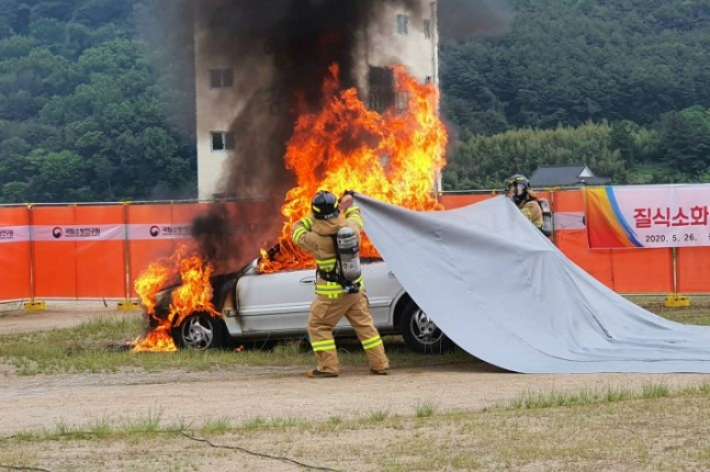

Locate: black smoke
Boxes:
[140,0,513,270]
[198,0,381,201]
[438,0,513,40]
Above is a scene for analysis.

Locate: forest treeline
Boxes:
[440,0,710,189]
[0,0,195,203]
[1,0,709,203]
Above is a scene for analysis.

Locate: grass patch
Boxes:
[499,382,709,411]
[242,416,267,431]
[628,295,710,326]
[0,315,471,375]
[364,409,390,423]
[0,297,708,376]
[328,415,344,426]
[414,400,437,418]
[201,417,233,435]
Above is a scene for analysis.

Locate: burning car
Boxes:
[147,252,453,355]
[133,64,450,354]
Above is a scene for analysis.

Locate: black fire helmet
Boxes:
[311,190,340,220]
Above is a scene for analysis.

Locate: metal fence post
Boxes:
[665,247,690,307]
[24,204,45,311]
[117,202,139,311]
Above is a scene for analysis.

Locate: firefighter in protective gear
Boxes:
[291,190,390,378]
[506,174,543,229]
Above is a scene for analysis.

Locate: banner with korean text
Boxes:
[585,185,710,248]
[31,205,127,299]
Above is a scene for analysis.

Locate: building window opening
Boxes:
[209,69,234,89]
[396,14,409,35]
[368,66,395,113]
[211,131,234,151]
[423,19,431,38]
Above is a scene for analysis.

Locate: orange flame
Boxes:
[260,64,447,272]
[133,246,220,352]
[133,64,447,350]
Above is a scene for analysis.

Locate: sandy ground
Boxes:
[1,302,709,432]
[0,300,117,335]
[2,302,710,471]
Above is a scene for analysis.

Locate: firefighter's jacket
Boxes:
[519,199,543,229]
[291,205,365,298]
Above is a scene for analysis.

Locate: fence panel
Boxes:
[551,190,584,212]
[677,247,710,293]
[1,191,708,303]
[126,203,208,297]
[609,249,673,293]
[0,206,31,300]
[555,229,614,288]
[31,205,126,299]
[438,193,495,210]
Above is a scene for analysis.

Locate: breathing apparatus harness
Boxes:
[312,191,363,294]
[314,229,362,294]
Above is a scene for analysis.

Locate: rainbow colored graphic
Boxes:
[584,187,642,248]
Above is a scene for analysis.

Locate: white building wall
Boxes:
[194,1,278,200]
[354,0,439,92]
[194,14,237,200]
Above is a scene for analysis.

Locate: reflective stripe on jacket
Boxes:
[291,206,364,297]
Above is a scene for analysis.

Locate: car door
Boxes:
[236,267,316,335]
[361,260,403,327]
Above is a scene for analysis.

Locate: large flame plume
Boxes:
[260,64,447,272]
[133,65,447,351]
[133,245,219,352]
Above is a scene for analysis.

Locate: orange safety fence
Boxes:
[31,205,127,299]
[0,206,31,301]
[126,200,281,297]
[126,203,207,297]
[438,193,495,210]
[0,192,708,303]
[677,247,710,293]
[551,189,584,212]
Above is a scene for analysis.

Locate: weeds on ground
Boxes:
[497,381,707,411]
[0,315,470,375]
[0,298,708,376]
[414,400,437,418]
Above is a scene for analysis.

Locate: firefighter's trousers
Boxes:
[307,290,390,374]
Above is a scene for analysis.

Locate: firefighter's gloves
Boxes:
[339,190,356,211]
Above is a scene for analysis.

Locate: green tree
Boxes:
[441,0,710,133]
[0,0,196,204]
[658,106,710,176]
[443,121,628,190]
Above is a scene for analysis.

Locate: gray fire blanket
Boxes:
[355,194,710,373]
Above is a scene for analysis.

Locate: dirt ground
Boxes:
[2,302,710,471]
[1,302,709,433]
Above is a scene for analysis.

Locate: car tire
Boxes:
[398,300,454,354]
[173,312,225,351]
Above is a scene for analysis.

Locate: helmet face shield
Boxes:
[506,182,524,196]
[514,182,527,196]
[506,177,529,204]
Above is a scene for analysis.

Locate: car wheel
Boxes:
[173,312,225,351]
[398,300,454,354]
